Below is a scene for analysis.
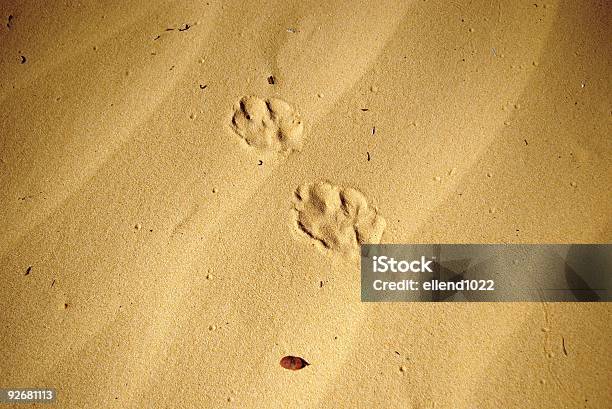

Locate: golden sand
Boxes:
[0,0,610,407]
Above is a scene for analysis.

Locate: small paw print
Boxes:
[230,96,304,153]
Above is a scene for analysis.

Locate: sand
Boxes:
[0,0,610,407]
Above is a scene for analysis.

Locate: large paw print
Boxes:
[293,181,386,256]
[230,96,304,153]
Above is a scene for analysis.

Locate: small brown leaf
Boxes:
[280,356,309,370]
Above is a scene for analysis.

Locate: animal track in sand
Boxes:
[230,96,304,153]
[293,181,385,256]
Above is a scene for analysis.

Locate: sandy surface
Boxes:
[0,0,610,407]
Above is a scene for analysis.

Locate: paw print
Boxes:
[230,96,304,153]
[293,181,385,256]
